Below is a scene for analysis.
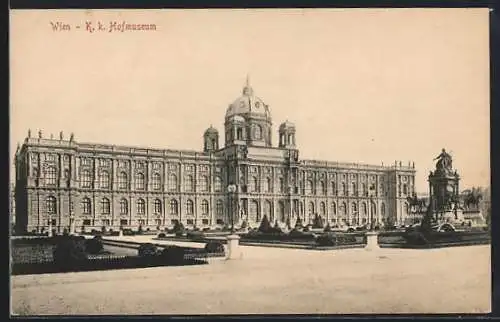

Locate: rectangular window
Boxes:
[48,219,57,225]
[202,219,209,225]
[186,219,194,225]
[138,219,145,225]
[171,219,179,225]
[155,219,162,226]
[120,219,128,226]
[102,219,110,226]
[216,219,224,225]
[83,219,91,225]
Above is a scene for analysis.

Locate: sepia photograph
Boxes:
[9,8,491,315]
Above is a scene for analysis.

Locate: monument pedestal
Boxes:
[365,231,380,251]
[226,234,241,260]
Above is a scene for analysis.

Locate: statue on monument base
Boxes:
[433,148,453,174]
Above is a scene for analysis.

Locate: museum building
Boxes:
[14,80,416,233]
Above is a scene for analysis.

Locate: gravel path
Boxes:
[11,238,490,315]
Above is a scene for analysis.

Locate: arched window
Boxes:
[100,198,110,214]
[371,201,377,215]
[279,177,285,193]
[216,200,224,217]
[264,200,273,222]
[236,128,243,140]
[46,196,57,214]
[278,201,285,222]
[214,176,222,192]
[308,201,315,215]
[99,171,110,189]
[80,170,92,188]
[342,182,347,196]
[351,182,357,196]
[320,202,326,215]
[135,173,145,190]
[186,199,194,214]
[340,202,346,215]
[185,175,194,192]
[137,198,145,215]
[120,198,128,215]
[169,174,178,192]
[362,183,367,196]
[306,180,313,195]
[250,200,259,222]
[81,197,91,214]
[45,167,57,186]
[200,175,209,192]
[319,181,326,195]
[153,199,162,214]
[404,202,409,215]
[403,184,408,195]
[250,176,258,192]
[152,173,161,191]
[254,124,262,140]
[331,181,336,195]
[118,172,128,190]
[170,199,178,214]
[381,203,386,216]
[201,199,209,215]
[362,202,367,215]
[351,202,357,214]
[331,202,337,215]
[265,177,272,193]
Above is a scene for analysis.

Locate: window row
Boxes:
[78,171,224,192]
[79,197,222,215]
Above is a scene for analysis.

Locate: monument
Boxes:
[427,148,464,225]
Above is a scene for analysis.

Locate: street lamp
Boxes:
[369,185,376,231]
[227,184,237,233]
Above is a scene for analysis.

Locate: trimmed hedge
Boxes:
[315,233,358,247]
[205,241,225,253]
[85,236,104,254]
[138,243,158,257]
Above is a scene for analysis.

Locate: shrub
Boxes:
[303,226,311,232]
[240,220,248,229]
[157,233,166,238]
[101,226,107,233]
[159,246,185,263]
[205,241,225,253]
[85,236,104,254]
[202,227,210,232]
[324,223,332,232]
[173,221,185,233]
[52,236,88,267]
[138,225,144,235]
[316,234,336,246]
[186,231,204,240]
[138,243,158,257]
[258,215,272,233]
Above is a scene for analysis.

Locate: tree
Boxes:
[285,217,292,230]
[258,215,272,233]
[295,216,303,228]
[312,214,324,228]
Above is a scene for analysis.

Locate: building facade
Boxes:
[14,80,416,234]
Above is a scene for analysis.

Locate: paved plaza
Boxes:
[11,238,491,315]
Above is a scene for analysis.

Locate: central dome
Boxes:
[225,77,271,120]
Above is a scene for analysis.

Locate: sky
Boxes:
[10,8,490,193]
